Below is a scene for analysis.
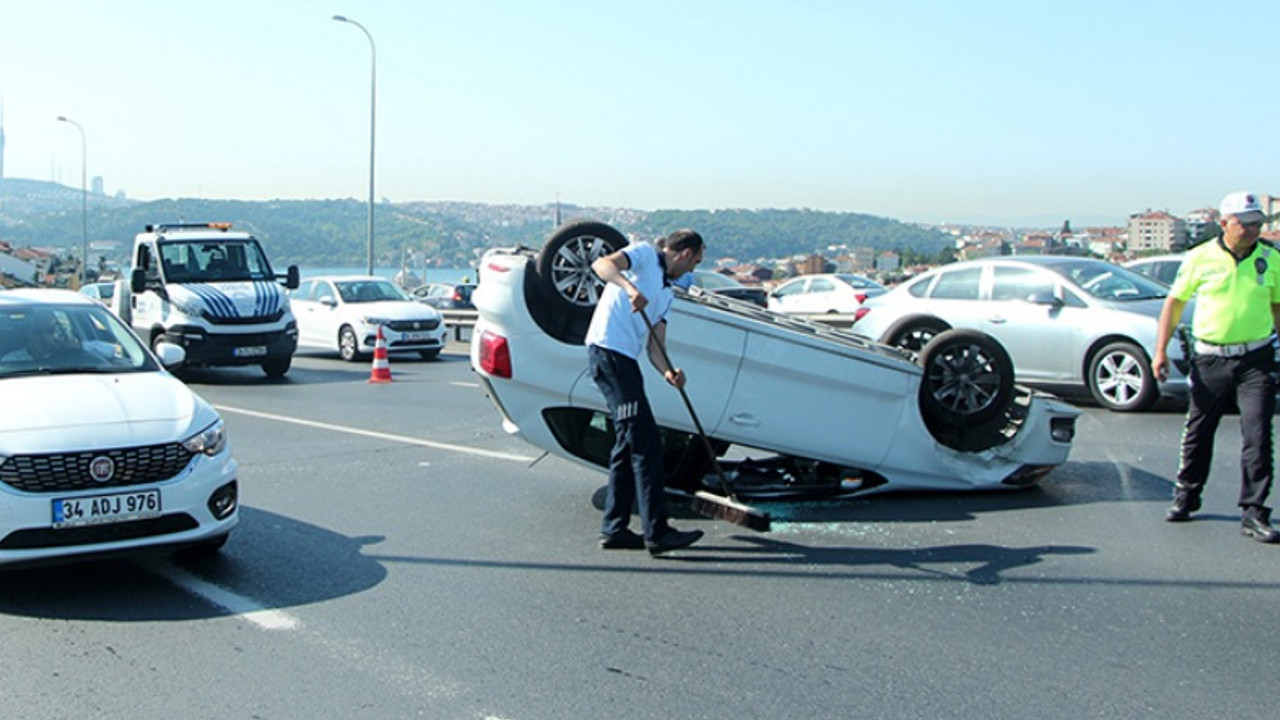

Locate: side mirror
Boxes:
[153,341,186,368]
[320,297,338,308]
[130,267,147,294]
[1026,290,1063,306]
[284,265,301,290]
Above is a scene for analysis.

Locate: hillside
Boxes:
[0,179,952,269]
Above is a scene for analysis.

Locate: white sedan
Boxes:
[0,289,239,566]
[290,276,448,361]
[470,221,1081,500]
[767,273,888,315]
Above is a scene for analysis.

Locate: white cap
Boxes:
[1219,190,1267,224]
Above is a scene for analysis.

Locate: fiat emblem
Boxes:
[89,456,116,483]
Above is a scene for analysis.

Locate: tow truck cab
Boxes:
[126,222,301,378]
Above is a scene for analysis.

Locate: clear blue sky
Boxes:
[2,0,1275,227]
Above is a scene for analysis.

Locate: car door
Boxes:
[768,278,810,314]
[982,265,1078,382]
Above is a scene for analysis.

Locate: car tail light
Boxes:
[855,292,867,304]
[478,330,512,378]
[452,289,464,301]
[853,307,870,323]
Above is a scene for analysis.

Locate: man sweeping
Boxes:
[586,229,706,556]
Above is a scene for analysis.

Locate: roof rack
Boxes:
[145,222,234,233]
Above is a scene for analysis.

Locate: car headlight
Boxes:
[362,316,391,327]
[183,419,228,456]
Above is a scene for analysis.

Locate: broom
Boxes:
[640,310,771,532]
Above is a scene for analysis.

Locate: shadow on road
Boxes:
[0,507,387,621]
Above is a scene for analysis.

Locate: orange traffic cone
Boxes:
[368,325,392,383]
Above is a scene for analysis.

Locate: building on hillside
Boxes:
[852,247,876,269]
[1184,207,1218,246]
[798,254,826,275]
[1127,210,1187,253]
[875,251,900,273]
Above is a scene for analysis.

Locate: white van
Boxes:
[125,223,300,377]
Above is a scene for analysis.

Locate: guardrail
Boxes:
[440,309,479,342]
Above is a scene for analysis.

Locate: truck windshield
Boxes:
[157,240,275,283]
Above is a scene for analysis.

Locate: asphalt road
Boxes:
[2,342,1279,720]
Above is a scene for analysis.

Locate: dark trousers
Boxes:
[1176,346,1278,518]
[588,345,670,540]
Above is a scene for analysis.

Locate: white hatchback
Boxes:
[291,276,449,361]
[0,289,239,567]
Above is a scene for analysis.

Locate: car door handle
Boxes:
[729,413,760,427]
[988,316,1007,324]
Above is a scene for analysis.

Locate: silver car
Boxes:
[852,256,1192,412]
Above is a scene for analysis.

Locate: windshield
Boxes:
[836,273,883,290]
[0,302,158,378]
[158,239,275,282]
[336,280,411,303]
[1054,261,1168,301]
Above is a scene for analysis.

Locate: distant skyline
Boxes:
[1,1,1276,228]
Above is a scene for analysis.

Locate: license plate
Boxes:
[53,490,162,528]
[233,345,267,358]
[400,332,435,343]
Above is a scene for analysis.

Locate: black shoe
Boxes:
[1241,516,1280,544]
[599,528,646,550]
[646,528,704,556]
[1166,494,1201,522]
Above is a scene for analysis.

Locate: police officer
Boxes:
[1153,190,1280,543]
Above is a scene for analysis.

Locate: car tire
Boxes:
[261,355,291,378]
[917,328,1015,428]
[339,325,362,362]
[1088,340,1157,412]
[529,220,628,344]
[881,316,950,354]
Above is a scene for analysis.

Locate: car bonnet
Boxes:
[0,373,213,452]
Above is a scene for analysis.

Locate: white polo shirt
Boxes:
[584,242,674,360]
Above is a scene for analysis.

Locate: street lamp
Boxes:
[332,14,377,276]
[56,115,88,288]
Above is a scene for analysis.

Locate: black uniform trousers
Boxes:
[1176,344,1278,518]
[587,344,671,540]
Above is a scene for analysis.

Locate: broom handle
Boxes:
[639,310,737,498]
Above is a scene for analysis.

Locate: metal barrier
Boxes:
[440,309,479,342]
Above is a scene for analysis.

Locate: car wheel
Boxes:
[882,317,950,354]
[261,354,291,378]
[418,349,441,360]
[535,220,628,314]
[338,325,361,362]
[917,328,1015,427]
[1088,341,1157,412]
[529,220,628,344]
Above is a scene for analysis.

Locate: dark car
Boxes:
[411,282,477,310]
[680,270,768,307]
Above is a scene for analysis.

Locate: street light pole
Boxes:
[56,115,88,288]
[333,14,377,276]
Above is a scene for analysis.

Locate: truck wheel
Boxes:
[261,355,292,378]
[917,328,1014,427]
[339,325,362,362]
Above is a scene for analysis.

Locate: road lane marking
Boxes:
[214,405,536,462]
[151,562,301,631]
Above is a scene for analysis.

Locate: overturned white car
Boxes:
[470,221,1081,499]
